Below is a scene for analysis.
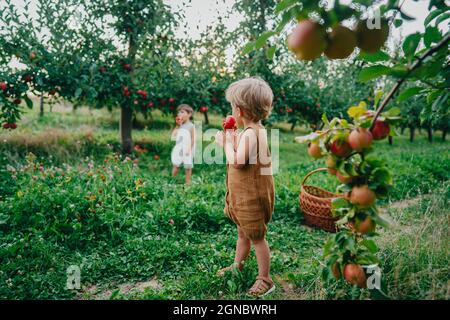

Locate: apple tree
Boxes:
[245,0,448,290]
[0,0,175,154]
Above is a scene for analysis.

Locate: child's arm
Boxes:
[187,125,195,155]
[171,128,178,140]
[217,130,256,169]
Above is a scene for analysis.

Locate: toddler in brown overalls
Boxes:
[215,77,275,297]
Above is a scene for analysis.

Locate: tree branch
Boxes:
[370,32,450,129]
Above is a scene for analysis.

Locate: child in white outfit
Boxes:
[171,104,196,184]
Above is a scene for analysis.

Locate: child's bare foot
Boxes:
[216,262,243,277]
[247,276,275,297]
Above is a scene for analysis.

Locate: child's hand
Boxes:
[224,130,236,146]
[215,131,225,147]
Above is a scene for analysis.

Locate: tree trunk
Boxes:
[120,32,138,154]
[120,106,133,154]
[409,127,415,142]
[427,126,433,143]
[203,112,209,125]
[443,129,447,142]
[40,95,44,117]
[388,136,393,145]
[290,120,297,132]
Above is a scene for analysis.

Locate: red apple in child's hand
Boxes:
[222,116,237,130]
[175,116,182,125]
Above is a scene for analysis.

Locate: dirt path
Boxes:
[79,278,162,300]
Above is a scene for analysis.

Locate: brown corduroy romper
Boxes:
[224,124,275,241]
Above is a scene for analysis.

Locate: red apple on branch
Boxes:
[328,140,352,158]
[137,89,148,98]
[308,142,323,159]
[371,120,390,140]
[344,264,367,288]
[348,128,373,151]
[288,19,327,60]
[350,185,376,207]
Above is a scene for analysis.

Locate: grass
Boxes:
[0,105,449,300]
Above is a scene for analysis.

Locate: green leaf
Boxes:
[424,9,445,26]
[397,87,424,102]
[361,239,378,253]
[390,64,409,78]
[355,253,379,265]
[109,289,120,300]
[435,12,450,26]
[427,89,442,105]
[254,31,276,49]
[431,92,448,112]
[321,113,330,127]
[393,19,403,28]
[343,237,356,252]
[332,198,350,209]
[347,104,367,118]
[371,215,390,229]
[241,41,255,55]
[23,95,33,109]
[275,0,297,13]
[371,167,393,185]
[383,107,401,117]
[359,65,391,82]
[424,26,442,48]
[403,32,422,57]
[358,51,390,63]
[374,90,383,108]
[266,46,276,60]
[400,11,415,21]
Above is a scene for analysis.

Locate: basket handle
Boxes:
[301,168,328,186]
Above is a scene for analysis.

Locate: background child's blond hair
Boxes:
[225,77,273,122]
[177,104,194,120]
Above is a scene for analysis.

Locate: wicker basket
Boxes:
[299,168,341,233]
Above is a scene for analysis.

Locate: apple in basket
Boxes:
[222,115,237,130]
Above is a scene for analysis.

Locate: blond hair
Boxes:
[177,104,194,119]
[225,77,273,122]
